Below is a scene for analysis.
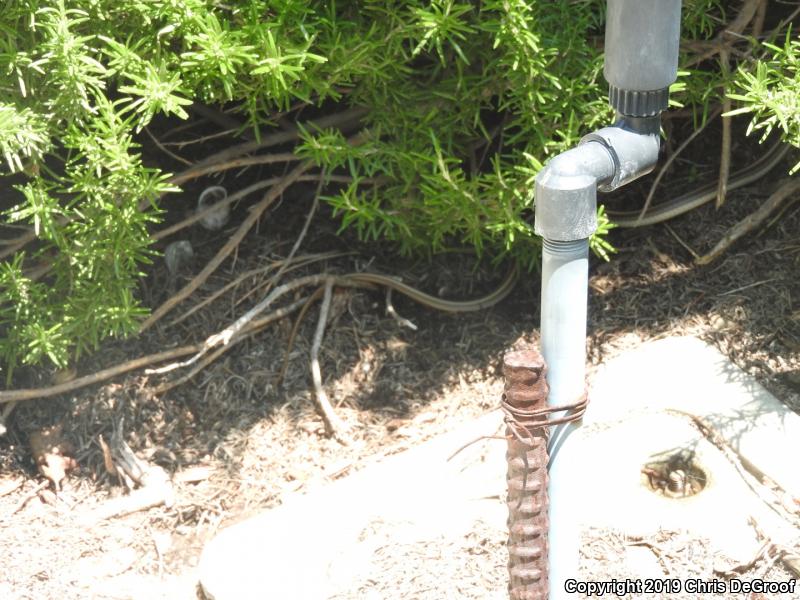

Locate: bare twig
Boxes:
[716,50,732,209]
[272,173,322,283]
[189,102,255,141]
[684,0,761,68]
[697,178,800,265]
[0,229,40,260]
[0,111,364,262]
[626,539,675,577]
[762,193,800,233]
[636,106,723,224]
[10,480,50,515]
[153,296,309,393]
[385,287,418,331]
[153,178,276,241]
[153,174,362,242]
[0,345,200,404]
[169,251,347,327]
[664,223,700,259]
[0,477,23,497]
[185,106,367,177]
[144,126,193,166]
[163,127,238,148]
[143,131,369,331]
[233,252,354,310]
[276,285,326,387]
[716,516,800,578]
[718,278,780,297]
[158,273,371,372]
[86,476,173,522]
[752,0,768,39]
[140,159,314,332]
[229,175,324,312]
[310,280,351,444]
[168,152,301,187]
[666,408,800,528]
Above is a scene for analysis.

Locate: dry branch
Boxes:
[716,50,732,209]
[684,0,761,68]
[169,274,372,371]
[140,159,314,332]
[696,178,800,265]
[144,126,193,166]
[189,102,255,141]
[168,152,301,187]
[276,285,326,387]
[186,106,367,174]
[170,251,348,327]
[152,174,362,242]
[153,296,309,393]
[0,345,199,404]
[637,106,723,224]
[310,280,351,444]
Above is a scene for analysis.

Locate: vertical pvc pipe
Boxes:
[540,238,589,406]
[540,237,589,599]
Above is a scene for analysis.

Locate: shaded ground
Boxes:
[0,130,799,599]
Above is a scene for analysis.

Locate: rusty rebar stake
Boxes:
[503,347,550,600]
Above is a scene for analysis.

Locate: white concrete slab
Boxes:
[199,336,800,599]
[200,412,509,600]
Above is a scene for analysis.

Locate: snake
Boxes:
[606,140,791,228]
[286,142,790,315]
[274,266,518,385]
[347,142,789,311]
[345,265,518,313]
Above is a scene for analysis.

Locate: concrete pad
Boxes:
[200,412,509,600]
[199,336,800,599]
[560,336,800,560]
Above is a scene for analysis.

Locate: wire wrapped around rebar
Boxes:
[502,347,588,600]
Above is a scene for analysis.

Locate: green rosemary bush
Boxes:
[0,0,795,376]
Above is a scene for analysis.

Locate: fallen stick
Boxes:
[310,280,351,445]
[181,106,367,177]
[168,152,301,187]
[696,177,800,265]
[169,251,347,327]
[153,296,309,393]
[276,286,326,387]
[716,49,732,209]
[139,159,314,332]
[0,344,199,404]
[636,106,723,224]
[152,174,363,242]
[666,408,800,528]
[10,480,49,515]
[85,418,175,523]
[684,0,761,68]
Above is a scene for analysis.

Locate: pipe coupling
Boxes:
[534,142,615,241]
[581,119,660,192]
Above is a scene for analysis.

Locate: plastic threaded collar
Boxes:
[608,85,669,117]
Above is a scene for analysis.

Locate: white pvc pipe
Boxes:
[540,237,589,599]
[541,238,589,407]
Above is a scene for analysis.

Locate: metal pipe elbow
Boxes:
[534,116,661,241]
[534,141,615,241]
[582,117,661,192]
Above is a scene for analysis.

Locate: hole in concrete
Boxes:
[641,450,707,499]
